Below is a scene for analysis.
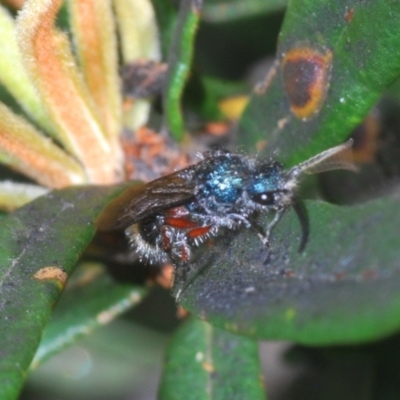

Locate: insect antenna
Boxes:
[292,199,309,252]
[284,139,356,251]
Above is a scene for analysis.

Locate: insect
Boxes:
[97,140,356,275]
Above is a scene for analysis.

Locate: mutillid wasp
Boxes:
[97,140,356,295]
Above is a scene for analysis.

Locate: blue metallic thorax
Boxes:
[184,153,286,216]
[195,154,244,204]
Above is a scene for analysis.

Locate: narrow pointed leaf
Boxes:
[159,318,266,400]
[17,0,121,183]
[0,6,56,136]
[0,181,48,211]
[0,103,85,188]
[68,0,122,141]
[151,0,178,59]
[114,0,161,130]
[114,0,161,62]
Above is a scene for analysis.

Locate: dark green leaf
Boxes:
[151,0,178,59]
[177,197,400,345]
[27,319,167,399]
[159,318,266,400]
[238,0,400,166]
[0,183,133,399]
[31,263,147,369]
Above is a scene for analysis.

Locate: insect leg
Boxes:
[172,258,194,301]
[262,207,286,246]
[174,261,210,301]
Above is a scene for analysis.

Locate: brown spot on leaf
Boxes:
[345,7,354,23]
[33,266,67,287]
[282,45,333,120]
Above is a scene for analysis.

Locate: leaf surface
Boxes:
[0,183,132,398]
[178,197,400,345]
[159,318,265,400]
[238,0,400,166]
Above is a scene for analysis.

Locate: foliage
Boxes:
[0,0,399,398]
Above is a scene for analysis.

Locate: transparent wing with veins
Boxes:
[291,139,357,177]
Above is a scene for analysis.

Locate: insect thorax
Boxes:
[186,153,290,221]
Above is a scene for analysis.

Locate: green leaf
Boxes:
[163,0,201,141]
[238,0,400,166]
[159,318,266,400]
[0,183,132,399]
[28,319,168,399]
[177,197,400,345]
[31,263,147,369]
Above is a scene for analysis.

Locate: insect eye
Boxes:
[251,192,275,206]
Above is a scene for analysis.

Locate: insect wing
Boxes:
[293,139,357,175]
[96,172,196,231]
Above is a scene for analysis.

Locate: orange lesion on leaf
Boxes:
[345,7,354,23]
[282,45,333,120]
[33,266,68,288]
